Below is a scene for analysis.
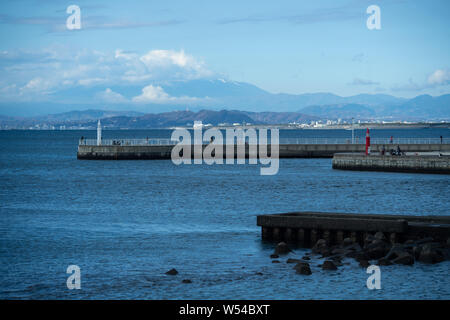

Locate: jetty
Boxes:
[77,137,450,160]
[332,153,450,174]
[257,211,450,247]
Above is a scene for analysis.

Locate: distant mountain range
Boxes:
[299,94,450,120]
[97,110,319,128]
[2,105,450,129]
[0,109,319,129]
[37,110,145,121]
[0,79,449,121]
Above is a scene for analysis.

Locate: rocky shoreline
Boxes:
[270,233,450,275]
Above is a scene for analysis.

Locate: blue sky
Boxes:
[0,0,449,108]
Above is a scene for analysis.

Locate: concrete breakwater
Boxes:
[260,212,450,275]
[259,212,450,272]
[257,212,450,246]
[77,143,450,160]
[332,153,450,174]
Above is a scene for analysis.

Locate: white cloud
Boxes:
[132,85,170,102]
[140,49,191,68]
[428,69,450,86]
[392,69,450,92]
[78,78,107,86]
[121,73,152,83]
[114,49,138,61]
[139,49,213,79]
[21,77,52,93]
[97,88,128,103]
[0,48,215,102]
[391,78,423,92]
[132,84,205,104]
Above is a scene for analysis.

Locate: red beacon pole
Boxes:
[365,128,371,155]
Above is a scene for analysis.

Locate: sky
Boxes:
[0,0,449,110]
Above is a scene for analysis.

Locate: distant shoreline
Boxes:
[1,122,449,131]
[206,123,450,130]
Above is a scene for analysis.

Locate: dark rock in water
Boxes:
[378,258,393,266]
[331,248,347,256]
[346,250,367,260]
[344,243,367,260]
[385,243,406,261]
[314,239,327,247]
[166,268,178,275]
[286,258,303,264]
[288,259,311,265]
[320,250,332,258]
[270,254,279,259]
[354,253,368,262]
[413,246,422,260]
[313,239,332,257]
[293,261,309,269]
[347,243,363,252]
[301,256,310,260]
[418,244,434,263]
[333,260,343,267]
[274,242,291,255]
[182,279,192,284]
[359,260,370,268]
[365,240,390,260]
[343,237,353,247]
[364,234,375,246]
[294,262,312,275]
[312,239,328,254]
[322,260,338,270]
[374,232,386,241]
[371,239,386,246]
[415,237,434,245]
[329,254,342,261]
[255,272,263,276]
[272,260,280,263]
[393,252,414,265]
[367,247,388,260]
[418,244,445,264]
[443,248,450,260]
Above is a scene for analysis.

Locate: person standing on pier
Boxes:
[365,128,371,155]
[396,145,402,156]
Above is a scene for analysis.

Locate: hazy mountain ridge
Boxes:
[80,109,318,128]
[299,104,376,119]
[35,109,145,122]
[0,79,448,121]
[298,94,450,121]
[0,109,319,129]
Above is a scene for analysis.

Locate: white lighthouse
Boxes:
[97,120,102,146]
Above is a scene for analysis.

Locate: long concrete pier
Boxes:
[77,140,450,160]
[257,212,450,247]
[332,153,450,174]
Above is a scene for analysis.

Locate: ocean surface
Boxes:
[1,128,449,299]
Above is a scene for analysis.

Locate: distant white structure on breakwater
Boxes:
[97,120,102,146]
